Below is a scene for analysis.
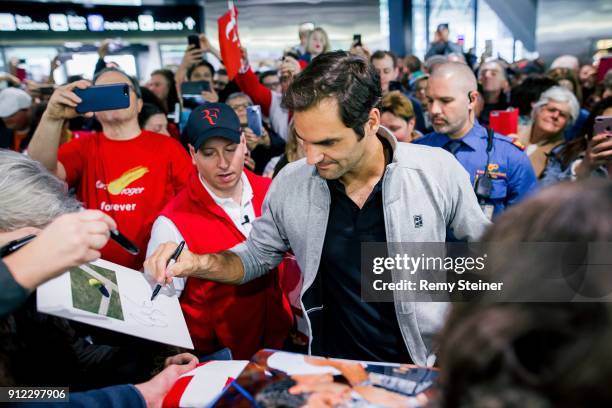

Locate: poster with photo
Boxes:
[37,258,193,349]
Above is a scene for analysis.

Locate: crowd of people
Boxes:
[1,18,612,407]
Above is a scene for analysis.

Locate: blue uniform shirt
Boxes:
[415,122,537,216]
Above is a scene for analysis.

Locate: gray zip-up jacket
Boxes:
[231,127,491,366]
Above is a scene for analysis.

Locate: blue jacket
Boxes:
[539,143,609,187]
[415,122,537,216]
[45,385,145,407]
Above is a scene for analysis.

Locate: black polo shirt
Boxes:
[312,137,412,363]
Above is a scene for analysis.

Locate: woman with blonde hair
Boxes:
[301,27,331,64]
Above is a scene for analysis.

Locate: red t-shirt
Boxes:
[58,130,194,270]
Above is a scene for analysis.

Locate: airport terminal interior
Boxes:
[0,0,611,407]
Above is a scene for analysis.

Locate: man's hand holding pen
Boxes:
[145,242,203,286]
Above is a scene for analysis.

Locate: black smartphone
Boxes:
[594,115,612,135]
[74,83,130,114]
[188,34,200,49]
[353,34,362,46]
[181,80,210,96]
[181,81,211,109]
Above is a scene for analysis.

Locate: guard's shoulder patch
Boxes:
[511,139,526,151]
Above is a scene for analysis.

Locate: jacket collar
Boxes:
[308,127,399,209]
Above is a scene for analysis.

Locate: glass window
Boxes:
[429,0,475,56]
[476,0,514,62]
[65,53,137,80]
[412,0,428,59]
[159,43,189,69]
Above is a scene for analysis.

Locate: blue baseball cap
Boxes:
[185,103,242,150]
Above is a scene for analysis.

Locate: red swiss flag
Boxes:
[217,6,241,80]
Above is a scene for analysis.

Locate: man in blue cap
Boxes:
[146,103,291,360]
[415,62,537,219]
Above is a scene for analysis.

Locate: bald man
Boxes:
[415,62,536,219]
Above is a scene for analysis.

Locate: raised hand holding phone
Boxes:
[74,83,130,113]
[44,80,95,120]
[246,105,263,136]
[187,34,201,50]
[574,116,612,179]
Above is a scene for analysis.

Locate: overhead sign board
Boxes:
[0,2,201,39]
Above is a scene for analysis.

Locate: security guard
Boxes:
[415,62,536,219]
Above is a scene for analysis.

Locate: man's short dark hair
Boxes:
[283,51,382,141]
[370,50,398,69]
[93,67,142,98]
[187,60,216,81]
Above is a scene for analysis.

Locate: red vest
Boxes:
[161,170,292,359]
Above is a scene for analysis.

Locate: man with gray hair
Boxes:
[416,62,537,219]
[27,67,193,270]
[0,150,81,233]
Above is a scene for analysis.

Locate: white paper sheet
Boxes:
[267,351,342,376]
[37,258,193,349]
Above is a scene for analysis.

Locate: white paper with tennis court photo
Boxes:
[36,258,194,349]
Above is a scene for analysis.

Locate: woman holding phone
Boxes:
[540,97,612,186]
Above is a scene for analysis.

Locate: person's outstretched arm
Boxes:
[27,80,92,180]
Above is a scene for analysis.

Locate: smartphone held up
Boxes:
[74,83,131,114]
[247,105,263,137]
[593,115,612,136]
[188,34,201,50]
[181,80,211,109]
